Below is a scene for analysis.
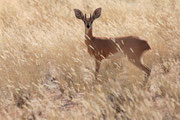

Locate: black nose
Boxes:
[87,24,90,28]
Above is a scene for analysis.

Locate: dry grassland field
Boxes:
[0,0,180,120]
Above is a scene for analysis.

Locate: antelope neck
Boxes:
[85,27,94,40]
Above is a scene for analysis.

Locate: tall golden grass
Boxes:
[0,0,180,119]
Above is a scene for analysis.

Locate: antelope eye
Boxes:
[91,21,93,24]
[83,21,86,24]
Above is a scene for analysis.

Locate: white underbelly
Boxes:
[107,51,125,59]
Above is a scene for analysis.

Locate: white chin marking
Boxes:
[85,28,90,34]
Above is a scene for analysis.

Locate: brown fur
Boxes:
[85,28,151,78]
[74,8,151,80]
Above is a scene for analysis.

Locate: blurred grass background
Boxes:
[0,0,180,119]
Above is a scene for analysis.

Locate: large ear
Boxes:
[92,8,102,19]
[74,9,84,20]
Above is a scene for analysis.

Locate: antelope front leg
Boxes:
[95,59,101,80]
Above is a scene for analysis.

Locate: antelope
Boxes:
[74,8,151,81]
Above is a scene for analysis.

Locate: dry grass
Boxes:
[0,0,180,119]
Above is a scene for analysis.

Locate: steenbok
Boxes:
[74,8,151,81]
